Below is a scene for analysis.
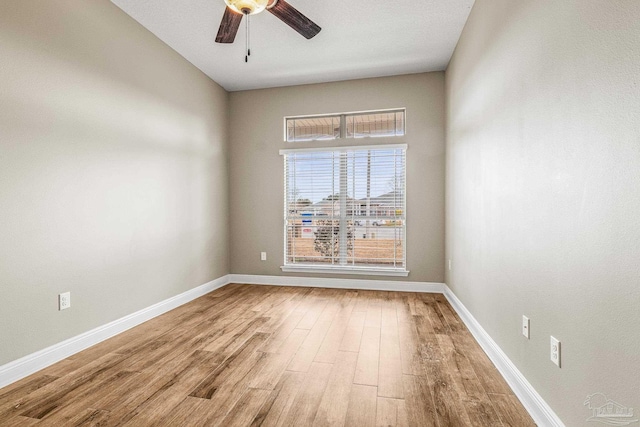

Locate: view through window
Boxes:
[281,145,406,272]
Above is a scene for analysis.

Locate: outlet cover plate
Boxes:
[550,336,561,367]
[522,315,530,339]
[59,292,71,310]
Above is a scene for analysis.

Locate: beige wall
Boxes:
[0,0,229,365]
[446,0,640,425]
[229,73,445,282]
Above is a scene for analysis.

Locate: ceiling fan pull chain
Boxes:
[245,12,250,62]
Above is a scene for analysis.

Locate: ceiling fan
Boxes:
[216,0,321,60]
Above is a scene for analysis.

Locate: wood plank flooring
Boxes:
[0,284,535,426]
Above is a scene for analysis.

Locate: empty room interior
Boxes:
[1,0,638,426]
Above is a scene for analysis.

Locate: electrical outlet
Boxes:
[261,252,267,261]
[59,292,71,310]
[448,259,452,271]
[522,315,530,339]
[550,336,561,367]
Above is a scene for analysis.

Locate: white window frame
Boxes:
[280,143,408,277]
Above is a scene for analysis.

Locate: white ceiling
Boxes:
[111,0,475,92]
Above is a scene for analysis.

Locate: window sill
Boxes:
[280,265,409,277]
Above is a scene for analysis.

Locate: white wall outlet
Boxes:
[260,252,267,261]
[59,292,71,310]
[550,336,561,367]
[522,315,530,339]
[448,259,452,271]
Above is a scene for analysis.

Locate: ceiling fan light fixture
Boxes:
[224,0,269,15]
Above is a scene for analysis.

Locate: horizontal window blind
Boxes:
[283,145,406,270]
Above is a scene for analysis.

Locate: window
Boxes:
[285,109,405,142]
[346,110,405,139]
[280,144,407,275]
[286,115,340,142]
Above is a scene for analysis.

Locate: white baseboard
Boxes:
[0,275,230,389]
[228,274,445,293]
[443,285,564,427]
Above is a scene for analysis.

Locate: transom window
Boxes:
[280,144,407,275]
[285,109,405,142]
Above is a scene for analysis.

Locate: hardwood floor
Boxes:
[0,284,535,426]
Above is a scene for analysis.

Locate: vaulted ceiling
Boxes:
[111,0,474,91]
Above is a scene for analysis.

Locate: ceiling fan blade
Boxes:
[267,0,321,39]
[215,6,243,43]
